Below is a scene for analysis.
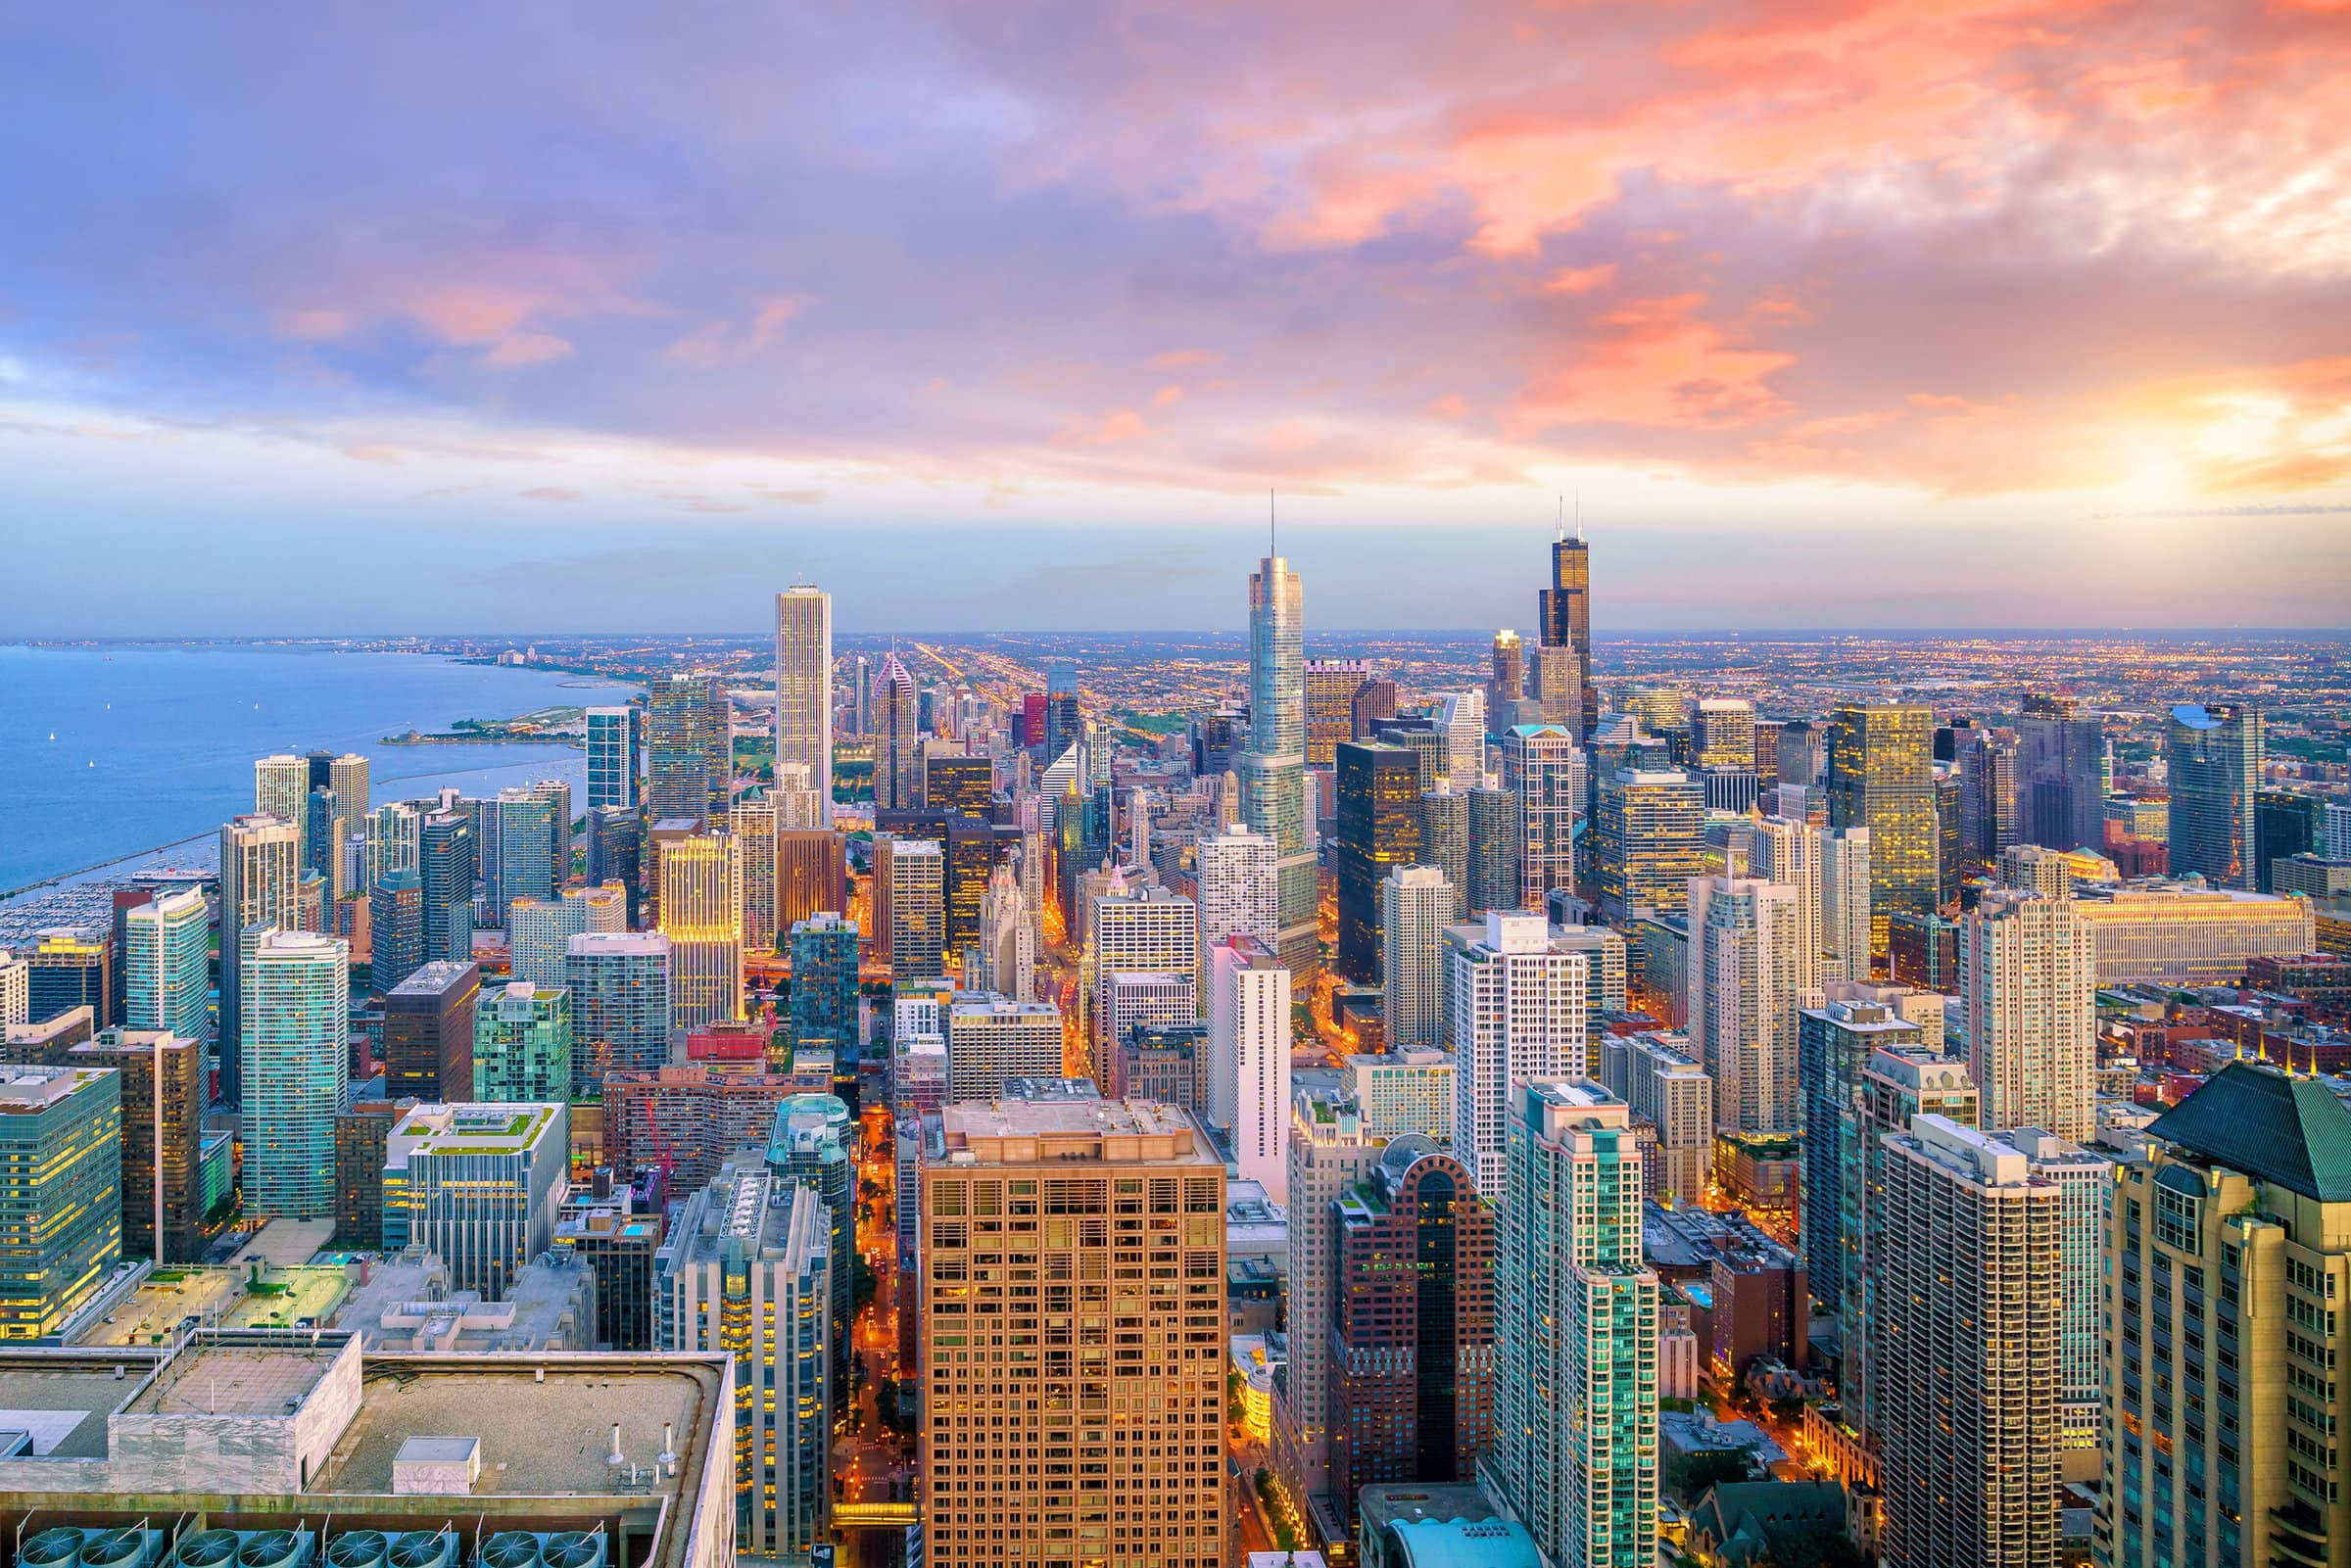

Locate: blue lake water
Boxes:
[0,644,643,896]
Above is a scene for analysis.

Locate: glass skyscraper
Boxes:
[1827,700,1937,961]
[789,912,859,1060]
[241,927,351,1219]
[121,887,210,1041]
[585,705,640,813]
[1240,553,1319,979]
[0,1067,121,1339]
[774,585,834,825]
[2165,700,2263,890]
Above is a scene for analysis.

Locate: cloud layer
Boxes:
[2,2,2348,627]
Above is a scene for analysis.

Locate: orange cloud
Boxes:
[1153,384,1185,406]
[1544,264,1615,295]
[1052,407,1150,448]
[1151,349,1221,368]
[1511,295,1796,433]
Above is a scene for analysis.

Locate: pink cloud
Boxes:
[277,309,354,341]
[1052,407,1151,448]
[1544,264,1615,295]
[483,334,575,368]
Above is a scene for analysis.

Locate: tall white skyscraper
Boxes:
[2006,1125,2113,1454]
[1380,864,1452,1050]
[365,800,421,886]
[976,858,1035,1002]
[1962,888,2095,1142]
[1195,825,1278,950]
[1687,875,1804,1134]
[1436,689,1487,788]
[122,888,211,1042]
[1502,722,1584,908]
[1750,815,1823,994]
[1238,553,1318,980]
[218,812,301,1105]
[1208,933,1291,1201]
[254,754,308,842]
[509,883,627,991]
[774,584,834,825]
[1446,910,1590,1196]
[732,795,780,953]
[1818,825,1873,984]
[1487,1079,1659,1568]
[0,953,24,1027]
[1088,879,1199,1071]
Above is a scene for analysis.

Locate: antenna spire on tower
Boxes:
[1556,496,1565,544]
[1270,489,1276,556]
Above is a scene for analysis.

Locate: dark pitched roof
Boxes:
[2147,1062,2351,1202]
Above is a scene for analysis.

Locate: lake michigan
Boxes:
[0,643,643,897]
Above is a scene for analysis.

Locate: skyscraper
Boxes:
[1819,825,1873,983]
[774,584,834,824]
[1208,932,1290,1200]
[1594,769,1704,924]
[657,1157,834,1556]
[2101,1064,2351,1568]
[1489,629,1525,715]
[1488,1079,1658,1568]
[1043,660,1081,763]
[1827,700,1937,958]
[1536,528,1595,737]
[1417,788,1471,921]
[585,704,640,812]
[1502,723,1583,908]
[254,753,309,856]
[1686,876,1803,1135]
[0,1067,120,1338]
[1305,657,1371,766]
[1874,1115,2061,1568]
[976,858,1035,1001]
[776,827,847,931]
[886,835,945,982]
[1962,888,2094,1142]
[383,958,480,1102]
[1239,552,1319,979]
[1795,999,1925,1307]
[789,912,860,1057]
[567,931,672,1093]
[73,1025,205,1264]
[1448,910,1590,1197]
[1465,784,1520,917]
[1196,825,1279,951]
[2016,692,2103,854]
[648,672,730,823]
[659,830,744,1039]
[2166,700,2263,890]
[120,887,209,1042]
[380,1100,568,1299]
[508,882,627,990]
[418,806,476,963]
[1087,879,1198,1073]
[474,980,573,1104]
[1749,815,1822,994]
[217,812,299,1104]
[1329,1138,1494,1520]
[240,927,350,1219]
[1276,1089,1387,1531]
[1381,865,1453,1051]
[730,795,779,953]
[918,1096,1225,1568]
[1335,741,1423,982]
[766,1092,856,1396]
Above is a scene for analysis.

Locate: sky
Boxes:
[3,2,2349,635]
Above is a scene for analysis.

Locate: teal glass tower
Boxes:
[1240,552,1319,980]
[767,1093,855,1407]
[2166,701,2263,890]
[121,887,211,1042]
[475,980,575,1104]
[240,928,351,1219]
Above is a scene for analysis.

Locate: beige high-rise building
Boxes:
[730,795,780,953]
[2100,1063,2351,1568]
[918,1094,1225,1568]
[657,830,743,1040]
[1963,889,2095,1142]
[774,584,834,825]
[1687,875,1804,1135]
[1380,864,1453,1051]
[1874,1114,2061,1568]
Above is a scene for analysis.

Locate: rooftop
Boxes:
[2148,1060,2351,1201]
[932,1097,1216,1165]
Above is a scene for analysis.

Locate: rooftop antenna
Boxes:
[1269,489,1276,557]
[1575,491,1584,542]
[1556,496,1565,544]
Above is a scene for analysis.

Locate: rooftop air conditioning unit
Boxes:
[473,1533,603,1568]
[24,1529,169,1568]
[324,1535,386,1568]
[384,1534,456,1568]
[233,1533,314,1568]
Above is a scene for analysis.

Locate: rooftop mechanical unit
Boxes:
[170,1531,316,1568]
[20,1529,171,1568]
[326,1530,456,1568]
[472,1533,603,1568]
